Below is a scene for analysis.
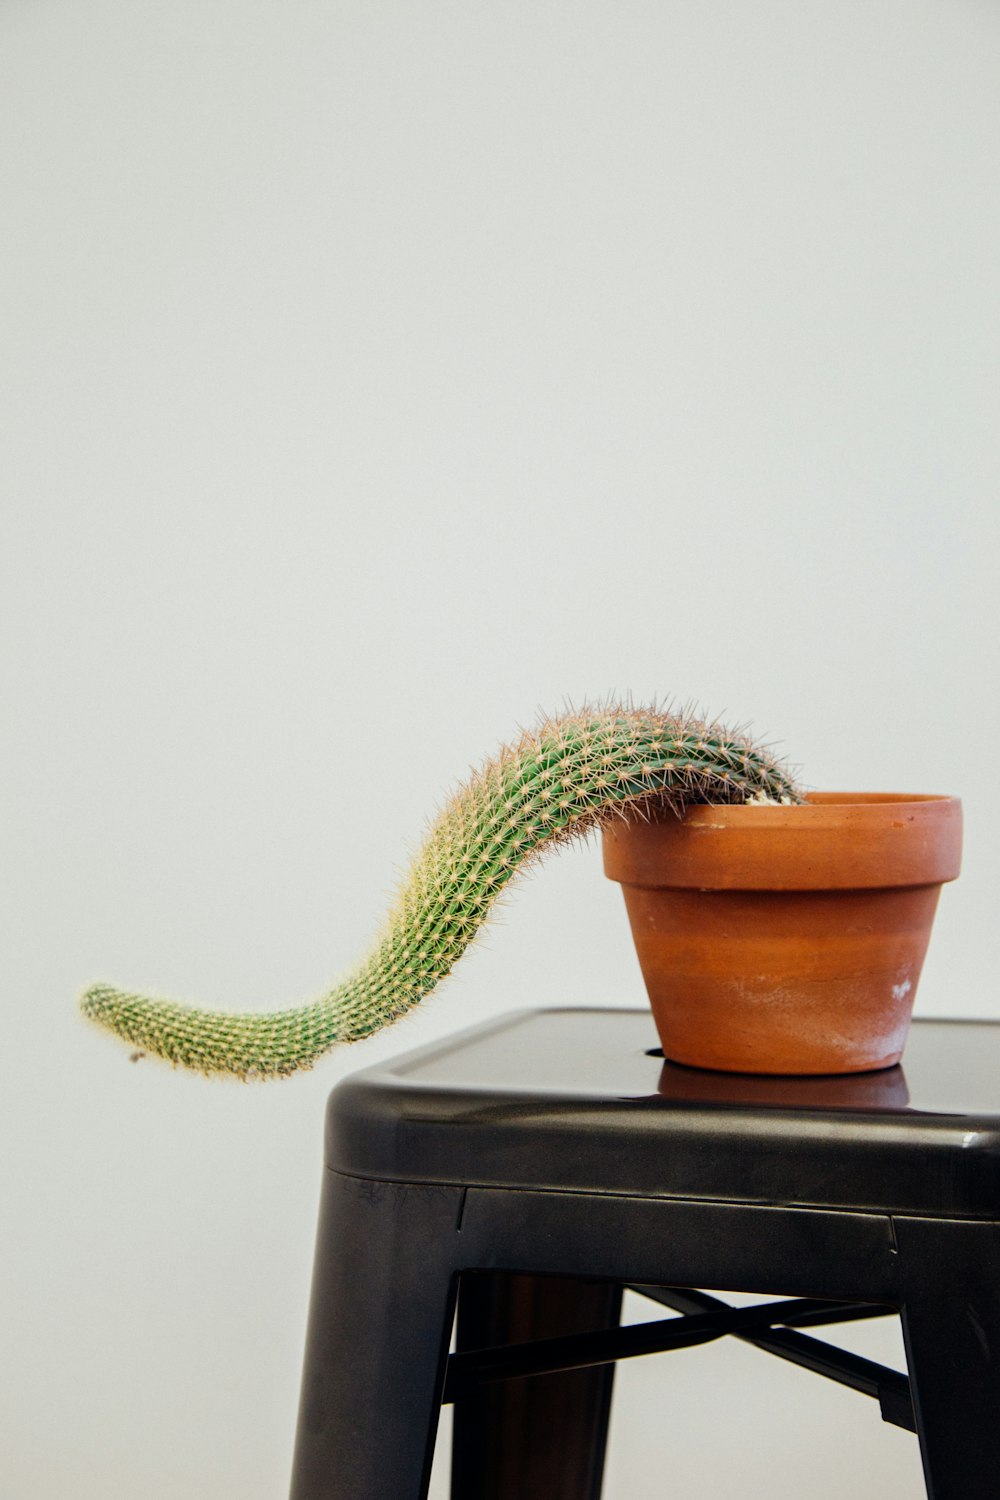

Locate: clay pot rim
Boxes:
[602,791,963,891]
[675,791,959,824]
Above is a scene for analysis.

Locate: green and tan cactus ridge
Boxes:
[80,704,803,1080]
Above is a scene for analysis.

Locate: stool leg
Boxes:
[895,1218,1000,1500]
[450,1272,623,1500]
[289,1170,463,1500]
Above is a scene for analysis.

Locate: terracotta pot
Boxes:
[602,793,962,1075]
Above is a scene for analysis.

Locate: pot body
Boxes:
[602,793,962,1075]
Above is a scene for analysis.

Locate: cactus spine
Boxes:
[80,705,803,1079]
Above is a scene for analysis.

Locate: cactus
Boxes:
[80,704,803,1079]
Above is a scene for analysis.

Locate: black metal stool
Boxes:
[288,1008,1000,1500]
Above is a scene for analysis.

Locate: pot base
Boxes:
[659,1050,905,1078]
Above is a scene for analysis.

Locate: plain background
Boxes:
[2,2,997,1496]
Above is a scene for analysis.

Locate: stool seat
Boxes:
[328,1008,1000,1215]
[291,1009,1000,1500]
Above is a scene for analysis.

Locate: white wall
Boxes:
[2,3,996,1496]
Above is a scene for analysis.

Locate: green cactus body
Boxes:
[80,706,803,1079]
